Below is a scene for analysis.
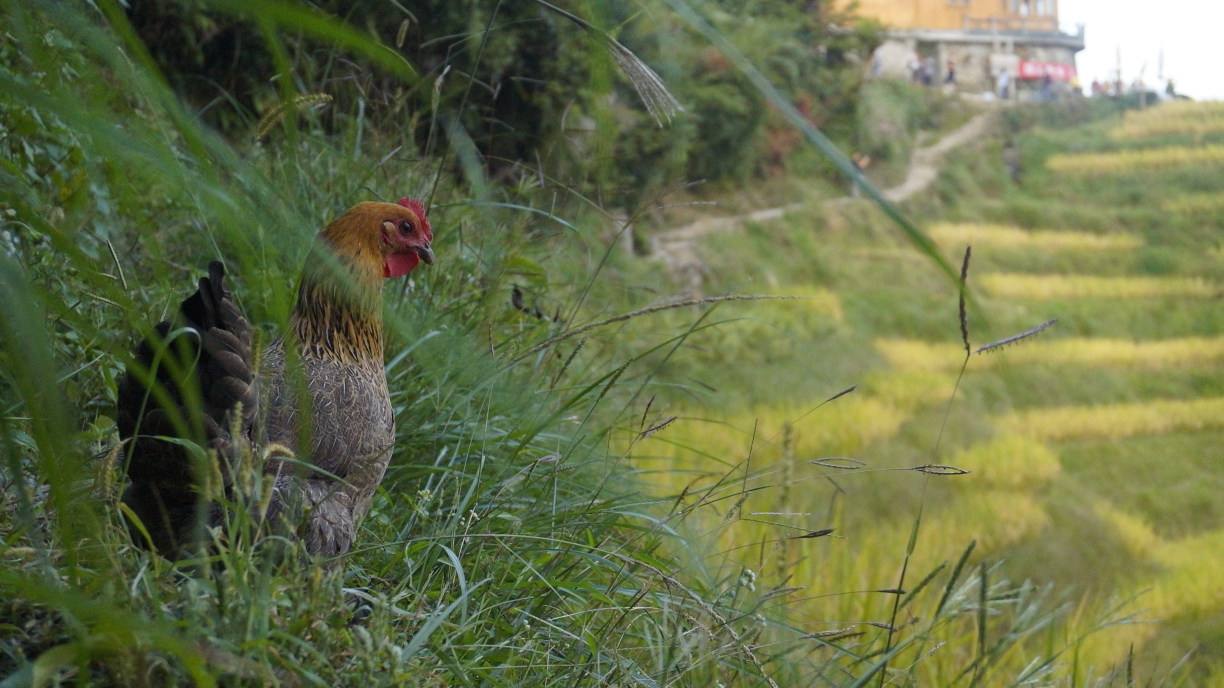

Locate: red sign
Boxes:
[1017,60,1077,82]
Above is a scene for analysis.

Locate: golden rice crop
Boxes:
[653,485,1055,680]
[635,398,907,471]
[1046,145,1224,174]
[1109,100,1224,141]
[947,435,1061,488]
[792,490,1050,588]
[1164,192,1224,215]
[876,336,1224,372]
[628,399,1122,682]
[860,369,955,409]
[1075,502,1224,669]
[1109,112,1224,140]
[1141,100,1224,117]
[979,273,1217,299]
[626,377,962,500]
[1129,524,1224,622]
[995,396,1224,442]
[682,285,842,365]
[1110,119,1224,140]
[927,223,1141,251]
[875,339,965,372]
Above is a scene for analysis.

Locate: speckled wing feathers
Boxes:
[119,260,396,560]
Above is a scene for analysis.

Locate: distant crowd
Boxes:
[897,52,1181,103]
[1090,78,1180,100]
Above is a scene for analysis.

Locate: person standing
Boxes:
[997,68,1011,101]
[945,58,957,85]
[850,152,871,198]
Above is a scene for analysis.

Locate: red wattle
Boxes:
[384,251,420,278]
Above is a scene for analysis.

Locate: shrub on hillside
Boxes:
[125,0,880,206]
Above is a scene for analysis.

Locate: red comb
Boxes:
[397,196,431,239]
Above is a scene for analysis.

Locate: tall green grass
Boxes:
[2,2,784,683]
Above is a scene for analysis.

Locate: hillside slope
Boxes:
[619,98,1224,683]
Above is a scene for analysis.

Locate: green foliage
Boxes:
[0,0,1005,685]
[0,3,781,684]
[857,79,971,170]
[123,0,880,208]
[857,79,929,164]
[0,0,1162,684]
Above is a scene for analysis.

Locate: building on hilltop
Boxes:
[844,0,1084,97]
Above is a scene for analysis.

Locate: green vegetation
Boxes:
[0,1,1061,686]
[5,0,1222,685]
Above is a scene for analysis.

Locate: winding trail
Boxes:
[650,109,997,289]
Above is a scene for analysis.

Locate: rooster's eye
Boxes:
[399,221,414,236]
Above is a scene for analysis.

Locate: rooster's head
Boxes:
[317,197,434,282]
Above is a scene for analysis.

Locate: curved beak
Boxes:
[413,243,435,265]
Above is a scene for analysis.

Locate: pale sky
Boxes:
[1060,0,1223,100]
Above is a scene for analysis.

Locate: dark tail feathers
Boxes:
[116,261,256,556]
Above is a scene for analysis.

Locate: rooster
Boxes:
[117,198,434,559]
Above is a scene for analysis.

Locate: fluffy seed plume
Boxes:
[396,19,410,48]
[254,93,333,140]
[807,627,857,639]
[532,0,682,126]
[605,38,684,125]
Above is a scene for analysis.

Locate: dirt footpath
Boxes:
[650,109,997,290]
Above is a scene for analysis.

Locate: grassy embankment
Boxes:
[614,99,1224,683]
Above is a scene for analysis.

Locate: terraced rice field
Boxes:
[1109,100,1224,140]
[1165,192,1224,215]
[631,100,1224,682]
[866,211,1224,673]
[877,335,1224,372]
[978,273,1219,299]
[1046,144,1224,174]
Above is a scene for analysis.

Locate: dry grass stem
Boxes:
[254,93,333,140]
[509,294,805,365]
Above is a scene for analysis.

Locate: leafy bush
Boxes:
[124,0,880,207]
